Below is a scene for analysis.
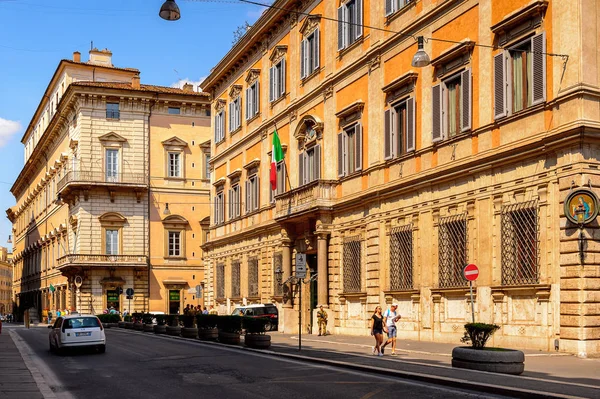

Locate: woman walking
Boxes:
[370,306,386,356]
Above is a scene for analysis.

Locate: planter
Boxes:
[218,331,241,345]
[118,321,126,328]
[143,324,154,332]
[198,328,218,341]
[109,323,119,328]
[452,346,525,375]
[166,326,181,336]
[124,322,134,329]
[154,325,167,334]
[181,327,198,338]
[133,322,144,331]
[244,334,271,349]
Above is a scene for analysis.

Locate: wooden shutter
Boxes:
[406,97,415,152]
[313,29,320,70]
[531,32,546,105]
[337,132,345,177]
[269,67,274,102]
[237,98,241,129]
[245,88,250,120]
[314,144,321,180]
[245,180,251,213]
[228,102,233,132]
[254,82,259,116]
[461,68,472,132]
[300,39,306,79]
[253,177,259,211]
[280,58,286,95]
[228,189,232,219]
[355,123,363,171]
[338,6,345,51]
[355,0,363,39]
[236,187,241,217]
[432,84,443,143]
[494,52,507,119]
[385,0,394,16]
[298,152,305,186]
[384,109,392,160]
[214,114,219,142]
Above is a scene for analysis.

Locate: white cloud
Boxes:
[0,118,22,148]
[171,77,206,92]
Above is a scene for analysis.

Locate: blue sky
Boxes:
[0,0,264,248]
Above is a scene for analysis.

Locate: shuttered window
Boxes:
[245,81,259,120]
[385,0,413,17]
[337,0,363,51]
[245,174,260,213]
[384,97,415,160]
[214,190,225,225]
[270,58,286,102]
[431,69,472,143]
[494,33,546,120]
[228,184,241,219]
[300,28,320,79]
[228,97,241,132]
[215,110,225,143]
[298,145,321,186]
[338,124,362,177]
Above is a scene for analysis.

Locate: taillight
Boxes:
[97,318,103,331]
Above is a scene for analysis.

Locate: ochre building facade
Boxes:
[0,247,12,316]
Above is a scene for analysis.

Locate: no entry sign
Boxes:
[463,264,479,281]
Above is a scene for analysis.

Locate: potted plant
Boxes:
[142,313,154,332]
[452,323,524,375]
[180,315,198,338]
[124,314,134,329]
[217,315,243,345]
[154,314,167,334]
[132,312,144,331]
[196,314,219,341]
[166,315,181,336]
[243,317,271,349]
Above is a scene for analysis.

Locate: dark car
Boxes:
[231,304,278,331]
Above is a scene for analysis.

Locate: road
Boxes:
[11,326,510,399]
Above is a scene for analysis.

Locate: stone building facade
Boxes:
[7,49,211,318]
[201,0,600,356]
[0,247,12,316]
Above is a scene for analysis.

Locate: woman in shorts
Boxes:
[369,306,386,356]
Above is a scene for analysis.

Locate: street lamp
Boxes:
[411,36,431,68]
[7,235,12,244]
[575,205,586,263]
[159,0,181,21]
[163,203,171,215]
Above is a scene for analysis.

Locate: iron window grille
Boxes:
[216,263,225,299]
[501,201,539,285]
[438,214,468,288]
[390,225,413,290]
[248,257,259,297]
[273,252,283,296]
[343,235,362,293]
[231,260,241,298]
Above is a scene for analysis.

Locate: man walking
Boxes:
[381,303,401,355]
[317,305,328,336]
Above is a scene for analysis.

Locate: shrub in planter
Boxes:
[180,315,198,338]
[124,315,132,322]
[460,323,500,349]
[141,313,154,332]
[217,316,243,345]
[243,317,271,349]
[196,314,219,341]
[154,314,167,334]
[97,314,120,327]
[166,315,181,336]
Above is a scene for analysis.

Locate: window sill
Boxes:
[270,93,287,107]
[383,289,419,297]
[215,139,226,146]
[430,286,470,296]
[385,1,416,25]
[384,150,416,166]
[246,113,261,124]
[301,67,321,85]
[339,291,367,300]
[245,209,261,218]
[106,118,120,121]
[229,127,242,136]
[494,102,545,126]
[165,176,186,181]
[338,35,366,59]
[164,256,187,261]
[338,170,363,183]
[432,130,472,149]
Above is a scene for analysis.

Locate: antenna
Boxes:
[90,41,93,51]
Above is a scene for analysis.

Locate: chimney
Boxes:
[73,51,81,62]
[182,83,194,92]
[131,75,140,89]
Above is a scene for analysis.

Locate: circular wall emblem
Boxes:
[564,188,599,225]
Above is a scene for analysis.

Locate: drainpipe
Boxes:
[146,94,158,312]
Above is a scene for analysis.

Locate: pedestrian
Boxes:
[202,307,208,315]
[381,303,401,355]
[317,305,328,336]
[56,309,61,318]
[369,306,385,356]
[208,305,218,315]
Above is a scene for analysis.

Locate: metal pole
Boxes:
[469,281,475,324]
[298,279,302,351]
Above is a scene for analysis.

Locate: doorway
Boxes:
[168,290,181,314]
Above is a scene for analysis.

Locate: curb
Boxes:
[109,328,586,399]
[9,330,57,399]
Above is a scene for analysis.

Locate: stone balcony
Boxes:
[275,180,337,221]
[57,169,148,201]
[57,254,148,272]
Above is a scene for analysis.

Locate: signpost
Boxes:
[295,253,307,350]
[74,276,83,313]
[463,264,479,323]
[126,288,134,314]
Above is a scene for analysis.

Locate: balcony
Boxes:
[275,180,337,221]
[57,170,148,199]
[57,254,148,271]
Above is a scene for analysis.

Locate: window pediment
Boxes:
[227,168,242,180]
[269,45,288,63]
[98,132,127,143]
[162,214,189,227]
[213,177,226,188]
[299,15,321,36]
[382,71,418,104]
[99,212,127,226]
[245,69,261,84]
[214,98,226,111]
[431,39,474,77]
[229,84,243,99]
[243,158,261,170]
[161,136,188,148]
[491,0,547,45]
[336,101,364,127]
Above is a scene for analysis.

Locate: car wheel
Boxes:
[98,344,106,354]
[264,321,273,331]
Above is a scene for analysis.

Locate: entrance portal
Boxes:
[169,290,181,314]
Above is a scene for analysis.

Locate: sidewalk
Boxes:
[0,326,45,399]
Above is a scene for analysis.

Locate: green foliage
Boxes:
[180,315,195,328]
[124,315,132,322]
[242,317,269,335]
[196,314,219,330]
[142,313,154,324]
[132,312,143,323]
[155,314,167,326]
[166,314,181,327]
[96,314,121,323]
[217,315,243,334]
[460,323,501,349]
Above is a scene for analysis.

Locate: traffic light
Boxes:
[116,287,123,295]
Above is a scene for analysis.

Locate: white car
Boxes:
[48,314,106,354]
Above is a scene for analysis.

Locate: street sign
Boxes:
[195,284,202,297]
[126,288,134,296]
[295,253,307,279]
[463,264,479,281]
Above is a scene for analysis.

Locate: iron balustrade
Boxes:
[57,170,147,192]
[275,180,337,219]
[57,254,147,267]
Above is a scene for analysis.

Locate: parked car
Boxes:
[231,304,278,331]
[48,314,106,354]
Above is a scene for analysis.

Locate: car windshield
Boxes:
[231,308,244,316]
[63,317,100,329]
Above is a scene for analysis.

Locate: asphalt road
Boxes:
[14,327,510,399]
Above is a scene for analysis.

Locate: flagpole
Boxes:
[273,122,293,191]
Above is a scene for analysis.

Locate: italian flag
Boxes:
[270,129,284,190]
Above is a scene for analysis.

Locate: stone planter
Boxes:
[181,327,198,338]
[124,322,134,329]
[133,322,144,331]
[118,321,126,328]
[154,325,167,334]
[109,323,119,328]
[218,331,241,345]
[244,334,271,349]
[166,325,181,336]
[198,328,218,341]
[143,324,154,332]
[452,347,525,375]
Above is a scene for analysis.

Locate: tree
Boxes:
[232,21,251,45]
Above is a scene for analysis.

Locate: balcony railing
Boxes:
[275,180,337,219]
[57,254,148,268]
[57,170,147,192]
[106,110,120,119]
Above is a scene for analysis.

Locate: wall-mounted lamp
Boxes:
[163,203,171,215]
[411,36,431,68]
[7,235,12,244]
[159,0,180,21]
[274,267,283,285]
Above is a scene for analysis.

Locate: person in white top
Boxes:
[380,303,401,355]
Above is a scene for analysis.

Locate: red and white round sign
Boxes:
[463,264,479,281]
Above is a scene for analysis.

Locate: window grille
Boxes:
[390,225,413,290]
[248,257,259,297]
[231,260,241,298]
[273,252,283,296]
[501,201,539,285]
[438,214,468,288]
[343,236,362,293]
[216,263,225,299]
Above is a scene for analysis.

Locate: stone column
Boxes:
[317,233,329,306]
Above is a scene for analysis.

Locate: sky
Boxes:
[0,0,265,249]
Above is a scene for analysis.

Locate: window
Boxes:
[299,145,321,186]
[248,257,259,297]
[337,123,362,177]
[216,263,225,299]
[494,33,546,119]
[384,97,415,159]
[168,152,181,178]
[389,225,413,290]
[343,236,362,293]
[228,97,241,132]
[269,58,286,102]
[105,229,119,255]
[385,0,412,16]
[215,110,225,143]
[168,107,181,115]
[438,214,467,288]
[301,29,320,79]
[245,174,260,213]
[501,201,539,285]
[106,103,120,119]
[270,161,286,203]
[204,153,211,180]
[105,149,119,182]
[338,0,363,51]
[228,183,241,219]
[432,69,471,142]
[214,190,225,224]
[245,81,260,120]
[168,231,181,257]
[231,260,241,298]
